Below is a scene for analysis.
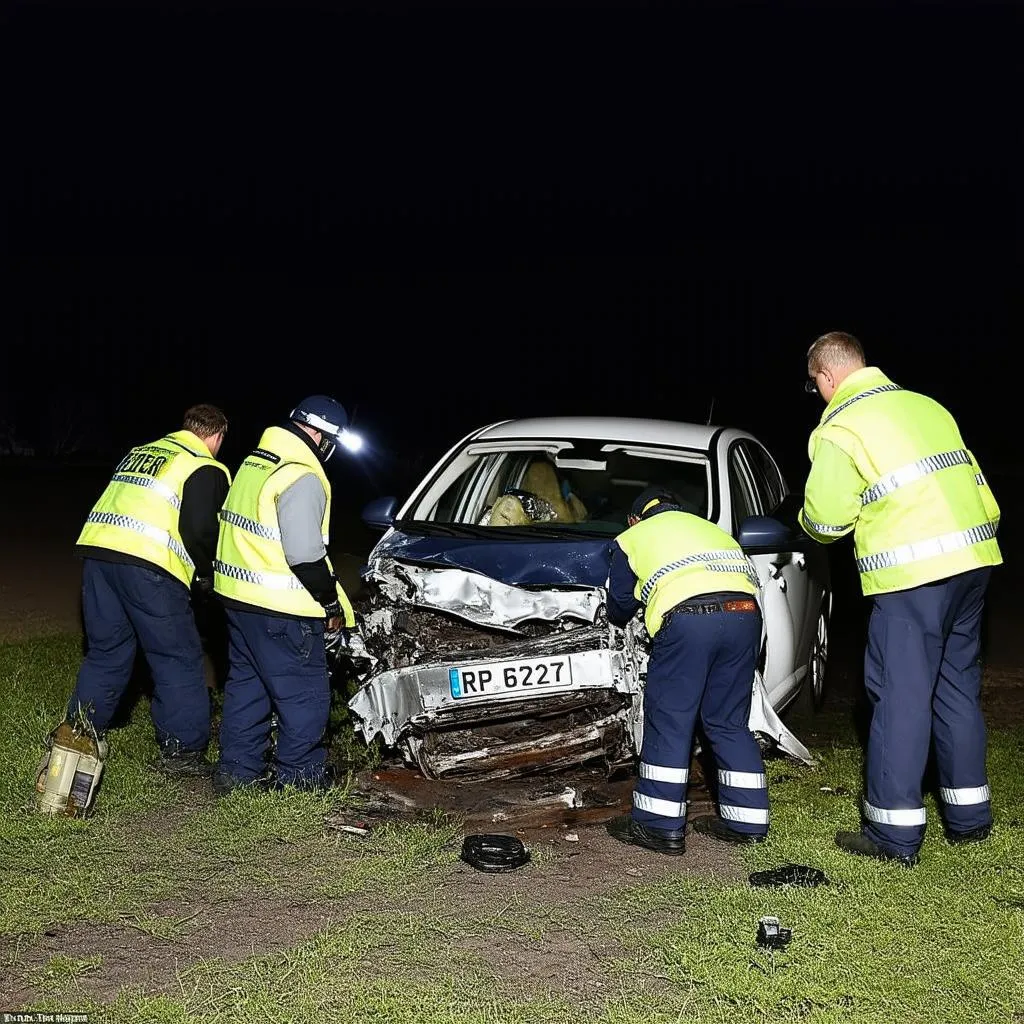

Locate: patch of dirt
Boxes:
[417,822,745,1003]
[1,795,742,1009]
[0,895,351,1008]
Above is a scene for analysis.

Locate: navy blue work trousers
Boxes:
[216,607,331,786]
[68,558,210,751]
[862,567,993,857]
[632,602,769,835]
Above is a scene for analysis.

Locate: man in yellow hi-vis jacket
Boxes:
[801,331,1001,866]
[606,487,768,855]
[212,395,360,793]
[68,403,230,775]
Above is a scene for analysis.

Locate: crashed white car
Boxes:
[348,417,830,780]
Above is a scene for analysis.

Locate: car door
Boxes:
[741,440,812,673]
[728,441,801,707]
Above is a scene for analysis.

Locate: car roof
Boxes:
[473,416,725,450]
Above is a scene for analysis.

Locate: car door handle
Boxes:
[768,563,788,591]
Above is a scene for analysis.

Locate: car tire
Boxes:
[798,596,829,713]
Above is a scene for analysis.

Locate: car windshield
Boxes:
[405,440,712,536]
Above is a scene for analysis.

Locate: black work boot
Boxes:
[835,830,918,867]
[607,814,686,855]
[153,739,213,778]
[690,814,767,845]
[945,824,992,846]
[212,768,269,797]
[269,763,340,793]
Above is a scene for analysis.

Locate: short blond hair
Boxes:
[807,331,865,374]
[182,403,228,439]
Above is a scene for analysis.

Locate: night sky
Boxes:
[6,1,1020,506]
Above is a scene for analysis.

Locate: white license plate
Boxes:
[448,655,574,700]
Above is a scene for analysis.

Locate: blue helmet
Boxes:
[290,395,359,461]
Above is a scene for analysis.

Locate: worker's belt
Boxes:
[668,597,758,616]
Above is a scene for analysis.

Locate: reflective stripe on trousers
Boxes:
[863,800,926,828]
[640,762,689,784]
[634,763,690,822]
[940,785,991,806]
[717,769,769,828]
[633,790,686,820]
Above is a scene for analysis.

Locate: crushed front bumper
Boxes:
[347,624,644,778]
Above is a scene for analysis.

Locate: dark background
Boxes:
[4,1,1021,516]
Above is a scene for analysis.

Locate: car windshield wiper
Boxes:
[475,524,613,541]
[396,520,493,538]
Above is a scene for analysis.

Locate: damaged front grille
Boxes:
[360,603,566,672]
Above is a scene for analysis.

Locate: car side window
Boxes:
[728,445,761,534]
[431,464,474,521]
[741,440,787,515]
[438,453,525,523]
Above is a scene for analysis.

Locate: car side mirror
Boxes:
[737,514,793,552]
[362,496,398,531]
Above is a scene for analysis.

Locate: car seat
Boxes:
[521,458,588,522]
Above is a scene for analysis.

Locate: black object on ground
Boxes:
[756,916,793,950]
[460,834,531,872]
[749,863,830,888]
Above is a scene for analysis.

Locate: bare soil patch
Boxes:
[1,801,740,1008]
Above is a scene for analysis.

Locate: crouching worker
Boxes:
[62,404,230,780]
[606,487,770,854]
[212,396,359,794]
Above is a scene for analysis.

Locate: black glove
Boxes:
[322,601,345,654]
[324,624,370,664]
[191,575,215,602]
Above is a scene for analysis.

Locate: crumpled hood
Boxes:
[368,529,616,587]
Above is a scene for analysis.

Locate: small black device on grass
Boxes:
[756,916,793,950]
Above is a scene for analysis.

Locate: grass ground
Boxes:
[2,633,1023,1023]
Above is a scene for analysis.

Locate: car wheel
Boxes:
[802,597,829,712]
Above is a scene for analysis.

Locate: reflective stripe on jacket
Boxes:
[616,510,758,637]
